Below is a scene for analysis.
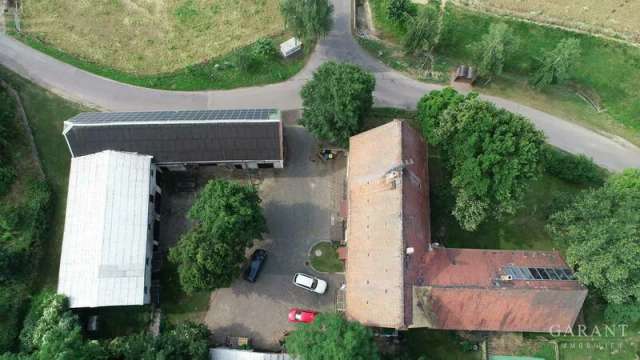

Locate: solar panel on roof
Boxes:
[67,109,279,125]
[504,266,574,281]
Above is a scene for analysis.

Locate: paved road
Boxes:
[0,0,639,170]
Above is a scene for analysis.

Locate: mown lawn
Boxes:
[10,30,310,91]
[19,0,285,74]
[310,242,344,273]
[366,0,640,144]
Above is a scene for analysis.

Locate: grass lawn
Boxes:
[19,0,285,74]
[309,242,344,273]
[10,29,310,91]
[406,329,483,360]
[366,0,640,145]
[159,257,210,324]
[0,66,88,289]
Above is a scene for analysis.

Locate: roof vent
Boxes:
[500,274,513,281]
[385,171,401,183]
[406,247,415,255]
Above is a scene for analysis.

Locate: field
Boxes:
[20,0,284,74]
[367,0,640,144]
[457,0,640,44]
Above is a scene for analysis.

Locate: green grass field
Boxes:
[367,0,640,144]
[309,242,344,273]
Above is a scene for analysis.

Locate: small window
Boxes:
[144,286,148,294]
[234,164,243,170]
[149,194,154,203]
[145,257,149,265]
[258,163,274,169]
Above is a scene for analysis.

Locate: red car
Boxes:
[288,308,318,323]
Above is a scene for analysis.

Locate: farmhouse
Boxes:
[63,109,284,170]
[344,120,587,332]
[57,150,161,308]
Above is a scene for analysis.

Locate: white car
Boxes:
[293,273,327,294]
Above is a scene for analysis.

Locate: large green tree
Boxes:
[106,322,210,360]
[418,89,545,231]
[531,38,581,88]
[300,62,376,147]
[280,0,333,42]
[471,23,519,81]
[285,313,379,360]
[169,180,267,293]
[548,169,640,311]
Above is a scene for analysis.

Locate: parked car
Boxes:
[292,273,327,294]
[244,249,267,282]
[288,308,318,323]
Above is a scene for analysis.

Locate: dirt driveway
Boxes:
[163,123,346,350]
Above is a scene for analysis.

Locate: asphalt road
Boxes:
[0,0,639,171]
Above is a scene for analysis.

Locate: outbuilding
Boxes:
[57,150,161,308]
[63,109,285,170]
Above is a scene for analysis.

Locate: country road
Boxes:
[0,0,638,171]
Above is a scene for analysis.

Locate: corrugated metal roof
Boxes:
[57,150,153,308]
[210,348,291,360]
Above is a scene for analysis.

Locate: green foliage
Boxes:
[285,313,380,360]
[234,52,263,74]
[300,62,376,147]
[403,6,439,68]
[416,87,467,140]
[5,292,105,360]
[548,169,640,305]
[387,0,417,25]
[542,146,606,186]
[0,88,16,196]
[470,23,519,80]
[169,180,266,293]
[604,303,640,324]
[531,38,581,88]
[280,0,333,42]
[106,322,209,360]
[418,89,545,231]
[252,38,278,60]
[0,284,29,353]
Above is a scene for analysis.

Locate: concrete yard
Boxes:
[159,122,346,350]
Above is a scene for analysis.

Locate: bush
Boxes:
[387,0,417,25]
[542,147,606,186]
[0,166,16,197]
[252,38,278,60]
[604,303,640,324]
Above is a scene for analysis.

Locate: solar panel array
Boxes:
[503,266,575,281]
[68,109,279,124]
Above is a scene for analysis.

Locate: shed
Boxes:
[279,37,302,57]
[454,65,475,83]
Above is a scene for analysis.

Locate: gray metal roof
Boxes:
[67,109,280,125]
[63,110,283,164]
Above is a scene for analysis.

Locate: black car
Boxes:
[243,249,267,282]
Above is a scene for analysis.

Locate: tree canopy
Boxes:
[285,313,380,360]
[418,88,545,231]
[106,322,210,360]
[300,62,376,147]
[471,23,519,81]
[531,38,581,88]
[387,0,417,25]
[548,169,640,308]
[169,180,267,293]
[280,0,333,42]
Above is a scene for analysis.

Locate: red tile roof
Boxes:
[414,248,587,332]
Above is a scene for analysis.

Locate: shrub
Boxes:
[542,147,606,186]
[387,0,417,25]
[235,51,263,73]
[252,38,278,60]
[0,165,16,197]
